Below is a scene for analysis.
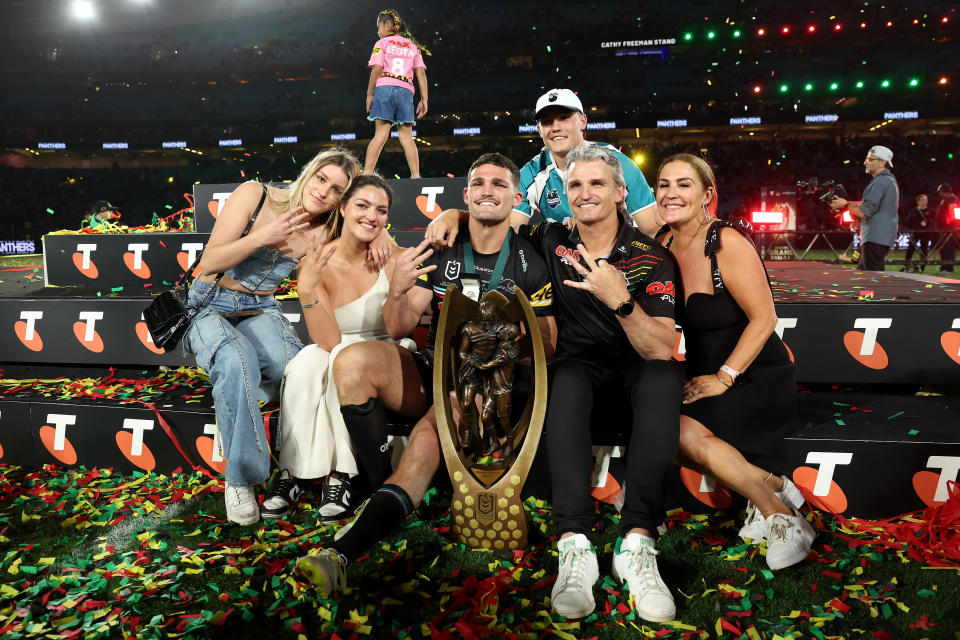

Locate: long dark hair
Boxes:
[378,9,432,56]
[330,173,393,239]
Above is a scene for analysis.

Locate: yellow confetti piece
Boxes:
[184,528,203,537]
[746,626,762,640]
[0,584,19,598]
[664,620,698,631]
[52,615,77,627]
[7,557,21,575]
[184,567,204,575]
[20,511,40,522]
[224,566,241,575]
[319,607,333,621]
[38,557,55,566]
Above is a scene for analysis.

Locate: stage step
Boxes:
[1,373,956,519]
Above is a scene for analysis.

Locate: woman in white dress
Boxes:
[260,173,415,521]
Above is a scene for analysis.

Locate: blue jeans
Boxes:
[184,281,303,486]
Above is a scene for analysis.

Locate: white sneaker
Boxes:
[765,510,815,570]
[739,476,805,542]
[295,548,346,597]
[550,534,599,619]
[224,482,259,526]
[612,533,675,623]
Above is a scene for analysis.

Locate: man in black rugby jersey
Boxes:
[294,153,556,596]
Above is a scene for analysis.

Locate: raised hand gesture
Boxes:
[259,206,312,249]
[390,238,436,296]
[297,231,336,297]
[562,243,631,310]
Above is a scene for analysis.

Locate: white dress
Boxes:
[277,269,416,479]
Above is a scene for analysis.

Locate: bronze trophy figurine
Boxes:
[433,286,547,550]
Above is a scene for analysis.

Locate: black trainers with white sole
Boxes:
[318,473,353,522]
[260,469,302,519]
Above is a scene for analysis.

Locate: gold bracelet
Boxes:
[715,373,732,388]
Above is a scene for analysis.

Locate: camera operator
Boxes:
[901,193,932,272]
[829,145,899,271]
[935,183,959,275]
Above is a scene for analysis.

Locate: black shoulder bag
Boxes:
[143,185,268,351]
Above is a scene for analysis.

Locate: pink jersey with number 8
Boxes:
[368,35,426,93]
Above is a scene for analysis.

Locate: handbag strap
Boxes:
[177,184,269,293]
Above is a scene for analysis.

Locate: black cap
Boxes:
[89,200,115,213]
[938,183,952,193]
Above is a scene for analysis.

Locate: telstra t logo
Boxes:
[136,313,165,354]
[177,243,205,276]
[912,456,960,507]
[793,451,852,513]
[116,419,156,471]
[73,243,99,278]
[843,318,892,369]
[941,319,960,366]
[40,413,78,465]
[16,310,44,351]
[416,186,445,219]
[679,467,732,508]
[195,423,226,474]
[123,243,151,279]
[208,192,232,220]
[74,311,105,353]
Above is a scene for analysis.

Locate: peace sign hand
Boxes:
[297,231,336,296]
[562,243,631,310]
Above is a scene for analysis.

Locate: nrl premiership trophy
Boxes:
[433,285,547,550]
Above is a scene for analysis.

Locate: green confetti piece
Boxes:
[835,419,845,426]
[917,589,936,598]
[908,429,919,435]
[888,411,904,419]
[46,208,55,214]
[881,603,893,619]
[761,569,774,580]
[111,286,123,292]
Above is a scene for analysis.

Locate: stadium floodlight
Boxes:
[72,0,96,20]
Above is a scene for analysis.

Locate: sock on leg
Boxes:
[331,484,414,563]
[341,398,393,491]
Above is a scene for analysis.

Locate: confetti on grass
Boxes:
[2,465,959,639]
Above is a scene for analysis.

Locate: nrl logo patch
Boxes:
[546,188,561,209]
[444,260,461,280]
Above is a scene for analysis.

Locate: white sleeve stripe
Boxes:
[628,202,656,217]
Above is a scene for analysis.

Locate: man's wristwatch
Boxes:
[614,298,635,317]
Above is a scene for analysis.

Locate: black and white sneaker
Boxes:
[318,473,353,522]
[260,469,302,519]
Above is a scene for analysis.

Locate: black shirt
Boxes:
[415,223,554,348]
[520,220,677,363]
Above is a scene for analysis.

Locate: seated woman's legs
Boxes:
[333,341,428,491]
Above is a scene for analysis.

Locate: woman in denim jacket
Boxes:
[185,148,371,525]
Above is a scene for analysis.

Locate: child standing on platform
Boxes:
[364,9,430,178]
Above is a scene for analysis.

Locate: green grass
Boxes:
[2,464,958,639]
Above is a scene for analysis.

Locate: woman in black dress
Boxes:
[655,153,814,570]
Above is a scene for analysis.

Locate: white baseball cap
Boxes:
[868,145,894,167]
[535,88,584,119]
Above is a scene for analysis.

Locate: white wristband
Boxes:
[720,365,740,381]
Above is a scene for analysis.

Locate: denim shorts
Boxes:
[368,84,415,125]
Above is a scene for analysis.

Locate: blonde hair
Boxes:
[267,147,361,238]
[657,153,719,216]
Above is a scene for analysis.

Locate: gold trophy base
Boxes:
[449,468,527,551]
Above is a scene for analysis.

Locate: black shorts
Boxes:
[412,348,435,406]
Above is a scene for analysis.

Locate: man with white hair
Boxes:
[829,145,899,271]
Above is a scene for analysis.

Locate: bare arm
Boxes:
[683,229,778,403]
[425,208,529,249]
[714,229,778,373]
[415,68,428,119]
[198,182,309,276]
[631,203,661,236]
[298,237,341,351]
[382,239,437,339]
[365,65,382,113]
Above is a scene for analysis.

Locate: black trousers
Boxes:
[545,357,683,537]
[939,232,957,272]
[903,232,932,266]
[859,241,890,271]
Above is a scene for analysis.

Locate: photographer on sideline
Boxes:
[829,145,899,271]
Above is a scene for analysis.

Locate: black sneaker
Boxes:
[260,469,302,519]
[318,473,353,522]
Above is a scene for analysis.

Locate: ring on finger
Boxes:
[692,389,699,396]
